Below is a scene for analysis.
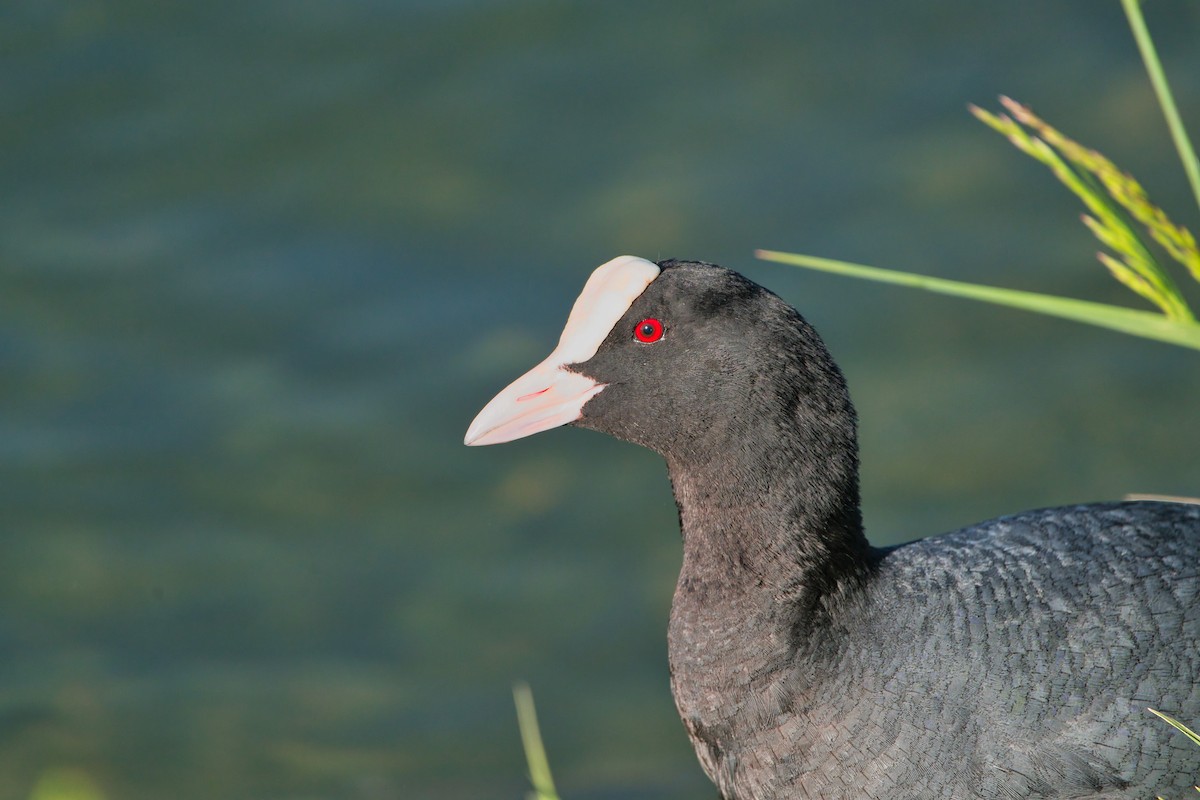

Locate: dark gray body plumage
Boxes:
[565,260,1200,799]
[669,500,1200,799]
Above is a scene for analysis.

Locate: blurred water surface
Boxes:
[2,1,1199,798]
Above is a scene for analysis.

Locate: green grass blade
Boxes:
[1122,0,1200,216]
[1148,708,1200,748]
[27,768,107,800]
[756,249,1200,350]
[514,683,561,800]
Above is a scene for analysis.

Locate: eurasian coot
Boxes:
[465,256,1200,799]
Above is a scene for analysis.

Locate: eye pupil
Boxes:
[634,318,664,343]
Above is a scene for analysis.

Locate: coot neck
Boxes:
[666,388,871,612]
[663,391,873,709]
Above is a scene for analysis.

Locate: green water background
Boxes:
[2,2,1199,798]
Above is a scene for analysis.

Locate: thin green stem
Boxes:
[1147,708,1200,748]
[514,683,561,800]
[1121,0,1200,216]
[755,249,1200,350]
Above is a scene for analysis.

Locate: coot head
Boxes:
[465,256,855,470]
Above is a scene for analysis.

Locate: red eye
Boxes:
[634,318,664,343]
